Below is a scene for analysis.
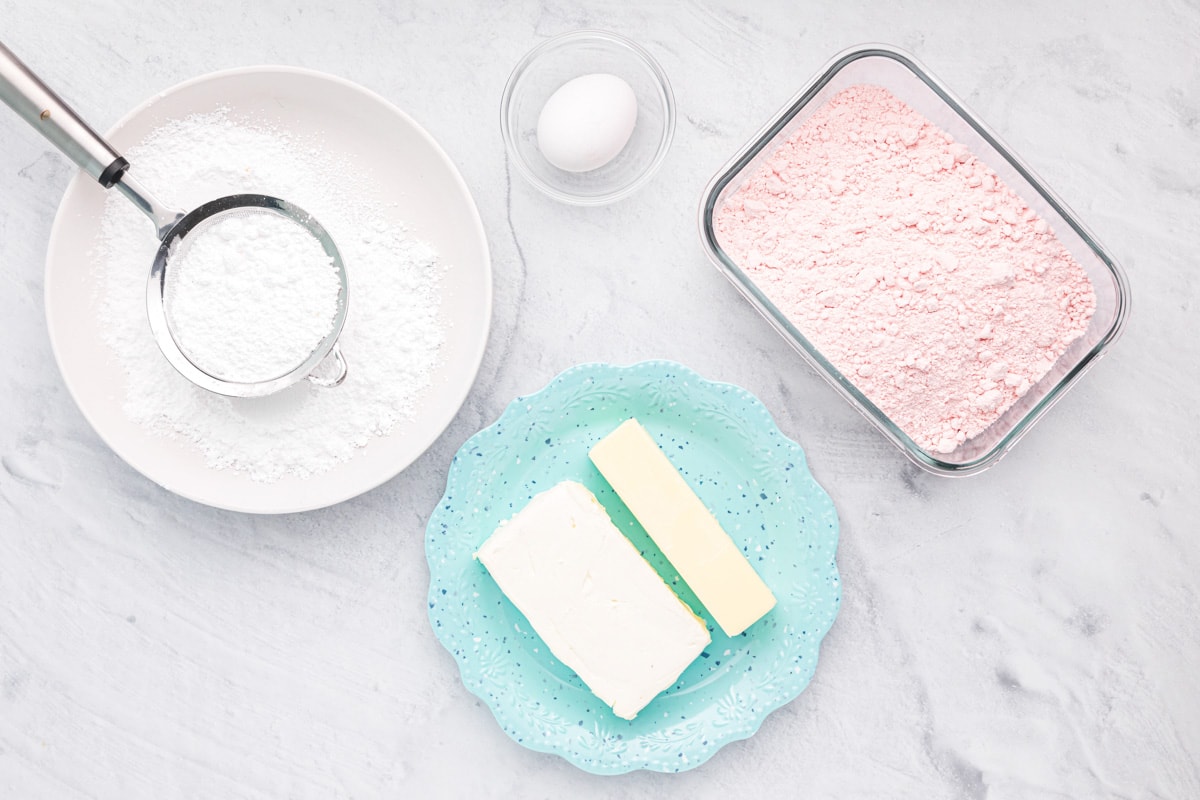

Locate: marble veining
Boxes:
[1,1,1197,797]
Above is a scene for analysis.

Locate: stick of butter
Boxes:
[475,480,710,720]
[589,418,777,637]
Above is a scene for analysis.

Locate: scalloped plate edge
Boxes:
[424,359,841,774]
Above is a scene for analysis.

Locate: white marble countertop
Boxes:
[1,1,1197,797]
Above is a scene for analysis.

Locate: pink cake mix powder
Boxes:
[715,84,1096,455]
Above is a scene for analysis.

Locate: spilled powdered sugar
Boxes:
[94,110,445,482]
[715,85,1096,454]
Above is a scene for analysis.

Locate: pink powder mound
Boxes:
[715,84,1096,455]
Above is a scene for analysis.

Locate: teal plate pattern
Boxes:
[425,361,840,774]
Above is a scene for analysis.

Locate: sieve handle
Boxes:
[0,39,129,188]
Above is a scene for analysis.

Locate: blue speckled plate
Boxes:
[425,361,840,774]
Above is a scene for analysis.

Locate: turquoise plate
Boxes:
[425,361,840,774]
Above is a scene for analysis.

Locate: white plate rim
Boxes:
[43,65,493,514]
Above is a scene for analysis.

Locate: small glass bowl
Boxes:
[501,30,675,205]
[698,44,1131,476]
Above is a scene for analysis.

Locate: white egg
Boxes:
[536,73,638,173]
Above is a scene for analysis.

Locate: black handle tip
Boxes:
[98,156,129,188]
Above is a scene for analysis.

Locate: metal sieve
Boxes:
[1,40,349,398]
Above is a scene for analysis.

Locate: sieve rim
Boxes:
[146,194,350,398]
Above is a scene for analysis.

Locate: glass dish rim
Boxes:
[500,28,677,206]
[696,42,1131,476]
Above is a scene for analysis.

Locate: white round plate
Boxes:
[44,67,492,513]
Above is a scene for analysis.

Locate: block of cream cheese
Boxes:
[475,480,710,720]
[589,418,777,637]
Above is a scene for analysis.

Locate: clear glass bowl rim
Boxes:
[500,29,677,206]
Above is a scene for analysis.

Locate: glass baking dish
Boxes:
[698,43,1130,476]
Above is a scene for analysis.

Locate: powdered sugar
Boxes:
[95,110,445,482]
[715,85,1096,454]
[164,211,341,382]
